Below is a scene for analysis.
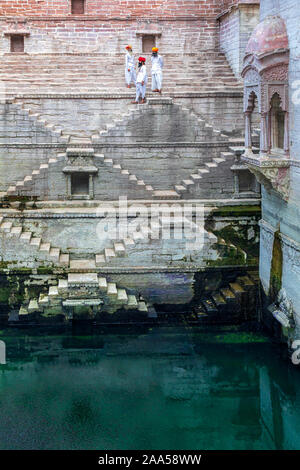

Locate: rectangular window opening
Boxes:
[71,173,89,196]
[142,35,156,53]
[238,170,255,193]
[71,0,85,14]
[10,35,25,53]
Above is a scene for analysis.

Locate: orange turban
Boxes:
[125,45,132,50]
[152,47,158,52]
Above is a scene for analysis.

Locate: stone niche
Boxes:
[63,148,98,200]
[241,15,291,201]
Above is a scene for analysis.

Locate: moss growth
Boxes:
[212,205,261,217]
[37,267,54,275]
[270,229,283,302]
[214,332,268,344]
[215,224,259,259]
[0,286,11,303]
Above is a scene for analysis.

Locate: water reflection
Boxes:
[0,327,299,450]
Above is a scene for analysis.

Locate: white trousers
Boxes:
[152,71,163,90]
[125,67,136,86]
[136,82,146,101]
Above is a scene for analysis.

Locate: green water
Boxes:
[0,326,299,450]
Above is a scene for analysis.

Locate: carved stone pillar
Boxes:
[244,111,252,154]
[284,111,289,155]
[260,112,268,155]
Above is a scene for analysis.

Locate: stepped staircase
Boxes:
[194,271,259,321]
[18,272,150,318]
[0,213,219,269]
[3,97,238,202]
[0,52,242,95]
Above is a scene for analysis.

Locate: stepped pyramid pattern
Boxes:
[19,273,150,319]
[0,11,260,324]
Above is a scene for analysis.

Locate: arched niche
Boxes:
[241,15,290,158]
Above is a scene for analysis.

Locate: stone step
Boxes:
[114,242,126,257]
[69,259,96,270]
[0,221,13,232]
[59,254,70,266]
[153,190,180,199]
[107,283,118,297]
[221,288,236,302]
[138,301,148,312]
[48,286,59,297]
[105,248,116,261]
[202,298,218,314]
[229,282,245,295]
[10,226,22,238]
[182,180,195,188]
[123,237,135,247]
[248,271,260,283]
[117,289,128,302]
[19,306,28,316]
[98,277,108,291]
[68,272,99,285]
[30,237,41,249]
[58,279,68,292]
[49,247,60,261]
[127,295,138,307]
[38,293,49,306]
[211,293,227,307]
[175,185,187,193]
[28,299,40,313]
[237,275,255,291]
[20,231,32,243]
[39,242,51,253]
[95,254,106,266]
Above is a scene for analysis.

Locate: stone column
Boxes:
[89,174,94,200]
[244,111,252,154]
[284,111,289,155]
[260,112,268,155]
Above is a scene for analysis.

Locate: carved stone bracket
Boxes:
[241,154,290,201]
[268,288,295,329]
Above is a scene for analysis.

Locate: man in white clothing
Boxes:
[131,57,147,104]
[151,47,164,93]
[125,45,136,88]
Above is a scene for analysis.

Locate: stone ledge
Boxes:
[9,91,243,100]
[0,198,261,214]
[0,141,244,149]
[62,299,102,307]
[0,16,218,23]
[242,153,290,201]
[1,265,258,275]
[0,199,261,218]
[259,219,300,254]
[63,166,98,173]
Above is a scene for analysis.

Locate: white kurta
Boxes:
[125,52,136,86]
[151,54,164,90]
[135,64,147,101]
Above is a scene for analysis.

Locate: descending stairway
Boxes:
[195,271,259,321]
[19,272,150,318]
[0,52,242,95]
[0,216,70,266]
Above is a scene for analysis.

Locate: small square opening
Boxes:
[71,173,89,196]
[142,35,156,53]
[238,170,255,193]
[10,35,25,53]
[71,0,85,14]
